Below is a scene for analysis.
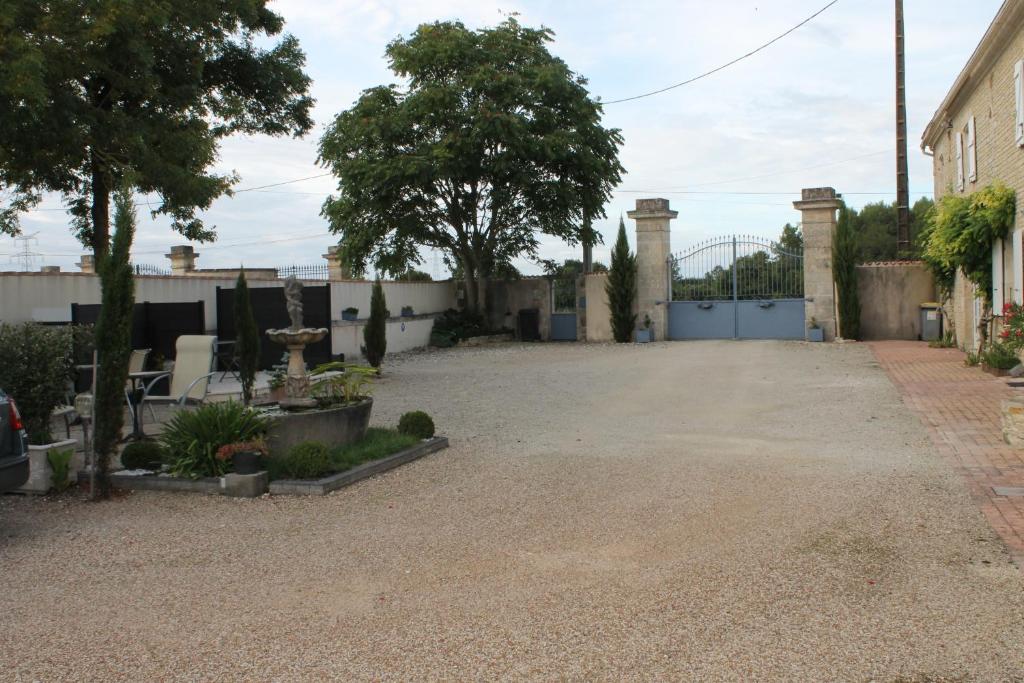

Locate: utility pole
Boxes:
[895,0,911,253]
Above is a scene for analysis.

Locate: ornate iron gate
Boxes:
[668,235,804,340]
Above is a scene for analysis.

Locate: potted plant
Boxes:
[981,341,1020,376]
[807,317,824,342]
[216,438,269,475]
[342,307,359,322]
[635,315,653,343]
[0,323,82,493]
[401,305,415,318]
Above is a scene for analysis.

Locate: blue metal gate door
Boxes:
[668,235,804,340]
[549,276,577,341]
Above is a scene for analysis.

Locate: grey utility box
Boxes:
[920,303,942,341]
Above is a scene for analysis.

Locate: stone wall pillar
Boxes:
[628,198,676,341]
[40,265,60,273]
[793,188,842,341]
[77,255,95,274]
[165,245,198,275]
[323,245,350,280]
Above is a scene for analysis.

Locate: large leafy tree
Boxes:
[318,18,624,312]
[0,1,313,257]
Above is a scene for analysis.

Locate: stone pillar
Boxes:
[165,245,198,275]
[77,255,95,274]
[322,245,350,280]
[628,198,676,341]
[793,188,842,341]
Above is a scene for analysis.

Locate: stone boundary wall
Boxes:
[856,261,937,341]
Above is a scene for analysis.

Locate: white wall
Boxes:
[0,273,456,359]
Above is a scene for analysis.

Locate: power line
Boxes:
[601,0,841,105]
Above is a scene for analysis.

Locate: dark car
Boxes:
[0,390,29,492]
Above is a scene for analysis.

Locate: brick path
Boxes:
[870,340,1024,567]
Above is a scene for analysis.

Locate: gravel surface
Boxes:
[2,340,1023,681]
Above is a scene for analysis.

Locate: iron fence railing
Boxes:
[670,235,803,301]
[276,264,330,280]
[132,263,171,276]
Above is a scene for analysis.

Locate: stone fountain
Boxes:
[266,276,328,410]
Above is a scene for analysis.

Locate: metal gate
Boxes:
[550,276,577,341]
[668,235,804,340]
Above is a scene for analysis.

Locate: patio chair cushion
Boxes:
[168,335,217,402]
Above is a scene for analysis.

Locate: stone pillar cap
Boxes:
[166,245,198,257]
[793,187,843,210]
[627,198,678,219]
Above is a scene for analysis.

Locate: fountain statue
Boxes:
[266,276,328,409]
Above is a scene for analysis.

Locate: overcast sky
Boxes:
[3,0,1006,276]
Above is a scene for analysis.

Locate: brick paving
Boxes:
[870,340,1024,567]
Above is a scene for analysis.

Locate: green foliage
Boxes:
[928,332,956,349]
[363,280,387,367]
[47,448,74,493]
[272,441,332,480]
[267,429,420,481]
[964,351,981,366]
[0,323,77,445]
[921,183,1016,307]
[159,402,268,479]
[309,362,376,405]
[119,440,166,471]
[398,411,435,439]
[234,269,260,405]
[430,308,488,347]
[92,191,136,497]
[0,1,313,254]
[317,18,623,312]
[982,341,1020,370]
[396,269,432,282]
[267,353,288,391]
[833,206,861,340]
[606,218,637,343]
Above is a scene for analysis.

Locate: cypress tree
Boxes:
[833,205,861,340]
[364,279,387,367]
[606,217,637,343]
[234,268,260,405]
[92,190,136,498]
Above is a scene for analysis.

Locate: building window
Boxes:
[955,130,965,191]
[1015,60,1024,147]
[967,115,977,183]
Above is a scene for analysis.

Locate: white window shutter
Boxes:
[1013,228,1023,305]
[1016,60,1024,147]
[955,131,965,191]
[994,239,1005,310]
[967,115,977,182]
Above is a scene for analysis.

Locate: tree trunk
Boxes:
[90,151,110,260]
[475,274,488,320]
[463,268,478,313]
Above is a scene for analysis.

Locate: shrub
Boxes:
[47,448,74,493]
[430,308,487,346]
[0,323,78,445]
[120,440,166,470]
[833,205,860,340]
[982,341,1020,370]
[398,411,435,439]
[234,269,261,405]
[159,402,268,478]
[273,441,332,480]
[309,362,376,405]
[606,218,637,343]
[363,279,387,367]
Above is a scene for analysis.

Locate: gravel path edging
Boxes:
[269,436,449,496]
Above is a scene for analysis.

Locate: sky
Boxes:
[2,0,1007,277]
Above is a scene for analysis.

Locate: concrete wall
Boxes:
[487,278,551,340]
[584,273,613,342]
[856,262,937,340]
[331,317,437,359]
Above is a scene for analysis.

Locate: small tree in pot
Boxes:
[363,279,387,367]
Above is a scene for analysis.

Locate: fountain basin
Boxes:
[264,398,373,459]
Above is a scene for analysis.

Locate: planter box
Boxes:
[264,398,373,459]
[807,328,825,342]
[108,470,269,497]
[341,311,358,321]
[401,308,415,318]
[634,329,652,343]
[983,363,1013,377]
[270,437,448,496]
[18,439,79,494]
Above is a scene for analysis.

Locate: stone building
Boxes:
[921,0,1024,350]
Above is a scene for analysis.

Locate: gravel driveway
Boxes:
[2,341,1023,681]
